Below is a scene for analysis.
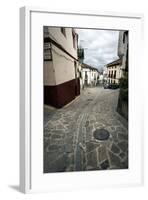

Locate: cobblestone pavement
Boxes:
[44,87,128,173]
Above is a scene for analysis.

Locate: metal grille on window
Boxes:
[44,42,52,61]
[44,26,49,37]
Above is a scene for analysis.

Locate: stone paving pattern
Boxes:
[44,87,128,173]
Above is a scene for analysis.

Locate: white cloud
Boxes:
[75,29,119,70]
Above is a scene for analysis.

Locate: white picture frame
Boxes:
[20,6,144,193]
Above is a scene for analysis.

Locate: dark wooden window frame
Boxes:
[44,42,52,61]
[72,31,76,49]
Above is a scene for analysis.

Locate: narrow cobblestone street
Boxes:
[44,87,128,173]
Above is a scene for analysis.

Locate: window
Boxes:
[44,42,52,61]
[61,27,66,37]
[111,71,113,78]
[74,61,77,78]
[108,71,110,78]
[72,32,76,49]
[85,71,88,80]
[114,70,116,79]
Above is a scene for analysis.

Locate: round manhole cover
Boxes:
[93,128,110,141]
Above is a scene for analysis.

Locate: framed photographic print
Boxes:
[20,7,144,193]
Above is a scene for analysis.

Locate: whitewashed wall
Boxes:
[81,68,99,87]
[46,27,77,58]
[44,27,77,86]
[52,45,75,85]
[107,64,122,83]
[44,61,56,85]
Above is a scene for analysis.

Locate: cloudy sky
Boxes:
[75,29,119,71]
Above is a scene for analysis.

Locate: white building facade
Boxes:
[106,59,122,84]
[80,63,99,88]
[44,27,80,108]
[106,30,128,84]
